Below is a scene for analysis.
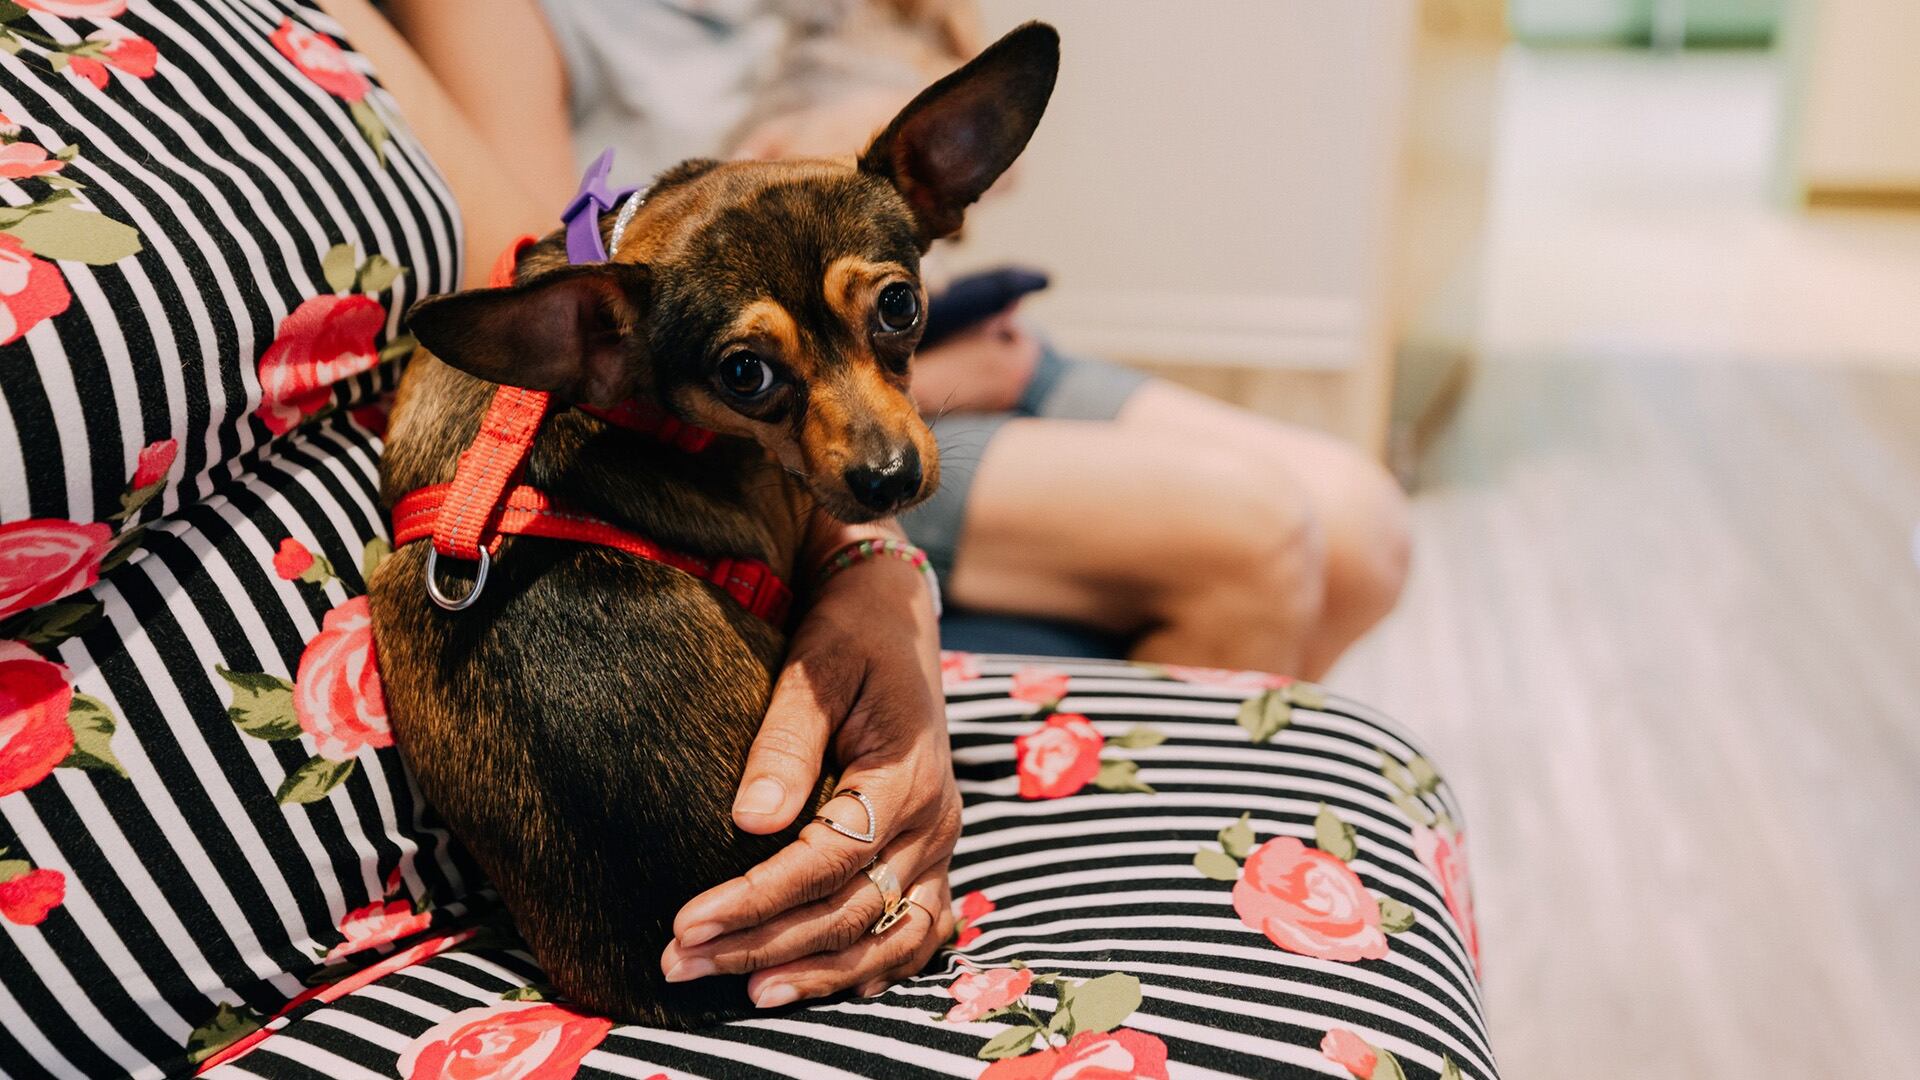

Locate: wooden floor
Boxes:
[1336,357,1920,1078]
[1330,50,1920,1080]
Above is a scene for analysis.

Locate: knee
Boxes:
[1336,460,1413,625]
[1235,485,1330,618]
[1155,453,1329,626]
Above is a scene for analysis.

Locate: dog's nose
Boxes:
[844,446,922,512]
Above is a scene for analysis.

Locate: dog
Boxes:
[367,23,1058,1028]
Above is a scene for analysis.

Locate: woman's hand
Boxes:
[910,308,1043,416]
[659,520,960,1007]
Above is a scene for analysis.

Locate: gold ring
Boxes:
[810,788,877,843]
[864,861,902,908]
[901,881,939,923]
[865,861,905,934]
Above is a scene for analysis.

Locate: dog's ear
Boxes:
[405,264,650,406]
[859,21,1058,244]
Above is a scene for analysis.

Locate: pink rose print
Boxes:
[1009,665,1069,706]
[0,641,75,798]
[397,1001,614,1080]
[954,890,994,948]
[347,391,394,438]
[0,143,65,180]
[1159,665,1293,692]
[325,899,433,961]
[273,539,316,581]
[95,32,157,76]
[0,518,111,623]
[941,650,982,689]
[1414,822,1480,973]
[978,1029,1170,1080]
[0,866,66,926]
[17,0,125,15]
[1013,713,1103,800]
[130,438,176,490]
[293,596,390,762]
[273,929,474,1028]
[0,233,73,347]
[64,56,108,89]
[1320,1028,1378,1078]
[271,18,371,103]
[945,967,1033,1023]
[254,293,385,433]
[1232,837,1388,962]
[960,891,994,921]
[67,31,158,88]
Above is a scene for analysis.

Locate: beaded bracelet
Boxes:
[815,539,943,618]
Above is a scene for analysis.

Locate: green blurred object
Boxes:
[1510,0,1781,45]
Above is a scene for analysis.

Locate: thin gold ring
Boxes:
[901,881,939,923]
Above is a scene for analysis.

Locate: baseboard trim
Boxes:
[1805,186,1920,211]
[1019,290,1367,371]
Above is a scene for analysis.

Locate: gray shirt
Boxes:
[540,0,946,186]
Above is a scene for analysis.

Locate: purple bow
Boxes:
[561,148,640,265]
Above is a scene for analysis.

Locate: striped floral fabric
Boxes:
[2,1,465,1076]
[191,659,1495,1080]
[1,3,1495,1078]
[0,0,453,530]
[0,407,483,1079]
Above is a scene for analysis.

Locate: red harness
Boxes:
[388,235,793,625]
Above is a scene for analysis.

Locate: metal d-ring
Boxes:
[425,548,490,612]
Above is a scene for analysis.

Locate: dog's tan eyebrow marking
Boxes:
[729,299,803,361]
[823,255,908,332]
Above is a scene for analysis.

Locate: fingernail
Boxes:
[754,983,799,1008]
[735,777,785,818]
[665,957,715,983]
[677,922,722,948]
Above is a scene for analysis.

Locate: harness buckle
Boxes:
[425,547,490,612]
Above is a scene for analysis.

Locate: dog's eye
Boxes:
[718,350,776,398]
[875,282,920,334]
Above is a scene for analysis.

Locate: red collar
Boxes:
[389,236,791,625]
[576,399,714,454]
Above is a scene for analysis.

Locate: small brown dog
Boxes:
[368,24,1057,1027]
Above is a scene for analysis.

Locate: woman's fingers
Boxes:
[743,873,952,1009]
[858,877,955,998]
[733,651,859,834]
[673,775,913,945]
[661,871,884,983]
[662,832,947,981]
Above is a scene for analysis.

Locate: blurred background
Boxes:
[947,1,1920,1077]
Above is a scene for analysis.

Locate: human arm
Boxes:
[380,0,580,200]
[313,0,571,285]
[659,514,962,1005]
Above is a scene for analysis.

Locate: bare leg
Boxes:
[1115,381,1412,676]
[942,380,1409,679]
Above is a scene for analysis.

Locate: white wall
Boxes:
[947,1,1418,371]
[1779,0,1920,192]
